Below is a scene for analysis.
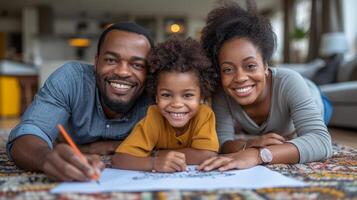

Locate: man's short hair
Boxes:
[96,22,154,55]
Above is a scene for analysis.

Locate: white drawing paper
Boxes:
[51,165,307,193]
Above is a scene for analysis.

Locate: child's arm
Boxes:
[158,148,217,165]
[112,151,187,172]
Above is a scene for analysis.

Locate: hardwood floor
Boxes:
[329,127,357,149]
[0,118,356,149]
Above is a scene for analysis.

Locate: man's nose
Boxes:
[114,62,132,77]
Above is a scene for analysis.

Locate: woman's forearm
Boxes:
[221,139,247,154]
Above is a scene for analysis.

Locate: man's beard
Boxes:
[96,72,142,114]
[101,91,138,114]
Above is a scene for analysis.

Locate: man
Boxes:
[6,22,154,181]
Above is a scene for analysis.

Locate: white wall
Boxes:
[342,0,357,61]
[0,18,21,32]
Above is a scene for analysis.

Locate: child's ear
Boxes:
[155,96,158,104]
[200,98,204,104]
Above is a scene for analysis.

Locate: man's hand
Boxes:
[42,143,105,181]
[79,140,121,155]
[154,150,187,172]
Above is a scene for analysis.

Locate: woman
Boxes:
[198,0,333,172]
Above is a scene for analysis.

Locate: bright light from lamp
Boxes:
[319,32,348,57]
[170,24,181,33]
[68,38,91,48]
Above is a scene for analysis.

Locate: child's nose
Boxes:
[171,98,183,107]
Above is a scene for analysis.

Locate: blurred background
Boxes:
[0,0,356,137]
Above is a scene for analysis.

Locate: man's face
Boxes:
[95,30,151,118]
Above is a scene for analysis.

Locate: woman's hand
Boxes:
[247,133,285,148]
[197,148,261,172]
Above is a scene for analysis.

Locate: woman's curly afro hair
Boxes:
[147,35,217,99]
[201,0,277,76]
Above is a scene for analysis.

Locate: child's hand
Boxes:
[154,150,187,172]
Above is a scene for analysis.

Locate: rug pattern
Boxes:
[1,129,356,200]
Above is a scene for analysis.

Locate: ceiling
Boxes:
[0,0,281,19]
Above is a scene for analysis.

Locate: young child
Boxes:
[112,36,219,173]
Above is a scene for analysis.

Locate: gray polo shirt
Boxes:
[213,67,332,163]
[7,61,151,159]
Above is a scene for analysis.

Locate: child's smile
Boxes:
[156,71,202,135]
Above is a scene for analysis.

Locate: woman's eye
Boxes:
[222,67,233,74]
[246,64,257,69]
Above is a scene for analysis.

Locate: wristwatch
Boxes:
[259,148,273,164]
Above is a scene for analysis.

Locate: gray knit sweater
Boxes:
[212,67,332,163]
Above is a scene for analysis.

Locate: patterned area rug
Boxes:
[1,129,357,200]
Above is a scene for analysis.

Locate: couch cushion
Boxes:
[320,82,357,104]
[337,58,357,82]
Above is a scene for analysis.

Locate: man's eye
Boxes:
[104,58,117,64]
[131,63,145,69]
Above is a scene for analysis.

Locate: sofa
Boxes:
[279,57,357,129]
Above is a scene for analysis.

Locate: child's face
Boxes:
[156,71,202,133]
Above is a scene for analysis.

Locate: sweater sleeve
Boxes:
[282,71,332,163]
[212,88,236,146]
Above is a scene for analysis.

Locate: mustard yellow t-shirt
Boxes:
[116,104,219,157]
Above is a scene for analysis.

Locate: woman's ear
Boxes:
[264,66,269,77]
[155,96,158,104]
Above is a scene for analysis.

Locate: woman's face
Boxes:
[218,38,268,107]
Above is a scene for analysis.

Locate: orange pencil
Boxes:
[57,124,100,182]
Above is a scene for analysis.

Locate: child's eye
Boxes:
[160,93,171,98]
[184,93,194,98]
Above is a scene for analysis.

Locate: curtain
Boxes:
[306,0,344,62]
[283,0,295,63]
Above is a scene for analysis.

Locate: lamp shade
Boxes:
[319,32,348,57]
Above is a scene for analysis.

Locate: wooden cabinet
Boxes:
[0,75,38,117]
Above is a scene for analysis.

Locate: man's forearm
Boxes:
[79,140,122,155]
[11,135,51,172]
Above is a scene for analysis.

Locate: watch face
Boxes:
[260,148,273,163]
